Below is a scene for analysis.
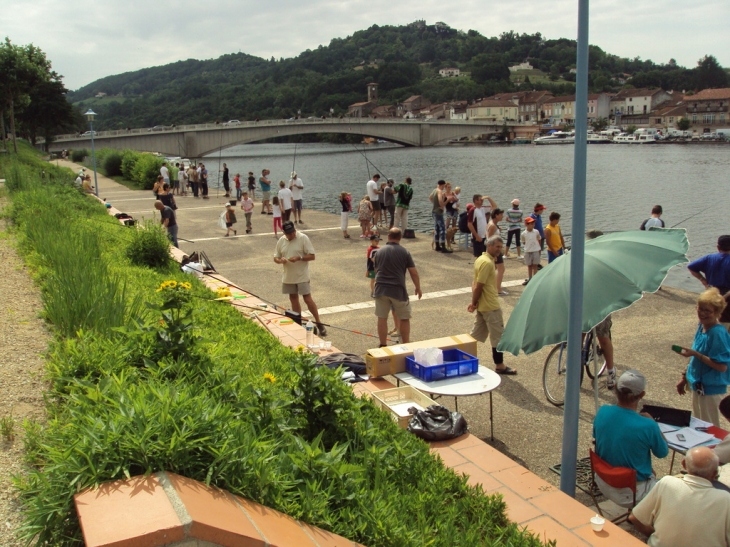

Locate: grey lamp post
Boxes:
[84,109,99,197]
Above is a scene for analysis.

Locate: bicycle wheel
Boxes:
[584,331,608,380]
[543,343,568,406]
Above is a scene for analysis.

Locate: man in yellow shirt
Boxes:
[544,211,566,264]
[467,235,516,375]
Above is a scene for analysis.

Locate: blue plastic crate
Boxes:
[405,349,478,382]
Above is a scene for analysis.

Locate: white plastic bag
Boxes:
[182,262,204,278]
[413,347,443,367]
[218,210,227,229]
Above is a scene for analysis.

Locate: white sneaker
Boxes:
[606,369,616,390]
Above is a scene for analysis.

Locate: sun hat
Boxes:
[511,198,520,206]
[617,370,646,396]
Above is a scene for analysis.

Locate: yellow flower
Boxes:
[181,282,192,290]
[263,372,277,383]
[295,345,306,353]
[216,287,232,298]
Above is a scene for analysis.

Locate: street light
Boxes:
[84,109,99,197]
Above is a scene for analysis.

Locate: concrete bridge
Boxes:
[48,118,539,157]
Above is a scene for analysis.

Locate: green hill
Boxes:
[67,21,716,130]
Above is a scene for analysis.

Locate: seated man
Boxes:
[629,447,730,547]
[593,370,668,507]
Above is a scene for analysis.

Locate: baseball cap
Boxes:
[524,217,535,224]
[511,198,520,206]
[282,221,296,234]
[718,235,730,252]
[369,234,381,240]
[617,370,646,396]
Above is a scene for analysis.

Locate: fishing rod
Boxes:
[197,270,398,342]
[292,142,297,175]
[350,143,391,181]
[670,209,707,229]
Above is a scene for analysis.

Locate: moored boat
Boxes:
[534,131,575,145]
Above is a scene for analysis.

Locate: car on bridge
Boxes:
[80,131,96,137]
[147,125,170,132]
[223,120,241,126]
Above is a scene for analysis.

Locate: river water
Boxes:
[202,142,730,292]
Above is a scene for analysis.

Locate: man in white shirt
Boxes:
[160,162,170,184]
[468,195,489,257]
[629,446,730,547]
[273,221,326,336]
[640,205,665,230]
[289,172,304,224]
[366,174,382,225]
[278,181,294,222]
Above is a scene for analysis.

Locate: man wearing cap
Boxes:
[629,446,730,547]
[289,172,304,224]
[593,370,668,508]
[467,235,516,374]
[373,228,422,346]
[688,236,730,331]
[273,221,326,336]
[529,203,547,252]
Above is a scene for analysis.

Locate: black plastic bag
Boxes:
[407,404,467,441]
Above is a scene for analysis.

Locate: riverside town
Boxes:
[2,13,730,547]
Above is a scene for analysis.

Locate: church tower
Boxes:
[367,83,378,103]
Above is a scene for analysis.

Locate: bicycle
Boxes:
[542,328,607,407]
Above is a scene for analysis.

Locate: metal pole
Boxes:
[90,121,99,197]
[559,0,590,497]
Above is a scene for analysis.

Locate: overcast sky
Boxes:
[3,0,728,91]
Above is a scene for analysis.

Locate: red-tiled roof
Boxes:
[613,88,665,99]
[469,99,518,108]
[686,88,730,101]
[544,95,576,104]
[403,95,424,104]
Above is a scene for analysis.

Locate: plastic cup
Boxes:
[590,515,605,532]
[324,341,332,351]
[319,341,325,350]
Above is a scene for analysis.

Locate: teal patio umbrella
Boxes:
[497,229,689,356]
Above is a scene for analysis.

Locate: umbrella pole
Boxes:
[560,0,590,498]
[593,329,599,413]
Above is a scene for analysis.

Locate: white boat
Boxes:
[586,131,612,144]
[534,131,575,145]
[612,133,636,144]
[631,134,657,145]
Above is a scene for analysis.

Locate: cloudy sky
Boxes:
[3,0,728,91]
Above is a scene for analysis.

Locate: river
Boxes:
[201,142,730,292]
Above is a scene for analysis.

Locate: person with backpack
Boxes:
[393,177,413,232]
[640,205,665,230]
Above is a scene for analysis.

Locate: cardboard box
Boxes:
[365,334,477,378]
[370,386,437,428]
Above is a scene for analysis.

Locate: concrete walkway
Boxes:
[62,160,708,540]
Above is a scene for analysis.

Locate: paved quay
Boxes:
[61,160,707,537]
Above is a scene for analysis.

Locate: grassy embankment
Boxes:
[0,141,552,547]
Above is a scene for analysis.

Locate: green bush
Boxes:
[132,154,163,189]
[70,149,88,162]
[125,220,174,270]
[102,150,123,177]
[7,150,552,547]
[120,149,140,180]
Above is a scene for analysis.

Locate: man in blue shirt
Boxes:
[593,370,668,507]
[688,235,730,295]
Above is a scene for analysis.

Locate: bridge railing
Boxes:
[53,117,538,141]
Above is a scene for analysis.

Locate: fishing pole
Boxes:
[196,270,398,342]
[355,117,372,179]
[292,142,297,175]
[350,143,391,181]
[670,209,707,229]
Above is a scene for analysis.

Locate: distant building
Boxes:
[610,88,672,119]
[447,101,468,120]
[683,87,730,131]
[466,99,519,122]
[439,67,460,78]
[347,83,379,117]
[95,92,107,98]
[397,95,431,117]
[587,93,611,121]
[508,62,533,72]
[371,105,396,118]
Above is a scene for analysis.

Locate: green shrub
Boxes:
[125,220,174,269]
[120,149,140,180]
[70,149,88,162]
[102,150,123,177]
[132,154,163,189]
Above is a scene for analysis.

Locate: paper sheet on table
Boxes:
[658,422,680,434]
[690,417,714,430]
[665,427,715,449]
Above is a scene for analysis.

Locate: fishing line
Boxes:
[354,117,371,179]
[216,129,224,199]
[196,270,398,342]
[292,142,297,175]
[670,209,706,229]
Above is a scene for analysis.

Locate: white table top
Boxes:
[394,365,501,397]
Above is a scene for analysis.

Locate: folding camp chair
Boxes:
[589,449,637,525]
